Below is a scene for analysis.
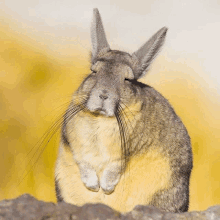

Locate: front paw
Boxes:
[100,179,115,195]
[81,169,100,192]
[100,170,121,195]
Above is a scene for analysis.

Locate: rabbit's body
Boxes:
[55,9,193,213]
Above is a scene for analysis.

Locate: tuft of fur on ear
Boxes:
[132,27,168,79]
[91,8,110,63]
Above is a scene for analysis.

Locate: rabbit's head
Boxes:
[75,9,168,117]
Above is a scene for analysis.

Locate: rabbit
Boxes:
[55,8,193,213]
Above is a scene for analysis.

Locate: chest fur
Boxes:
[66,112,121,170]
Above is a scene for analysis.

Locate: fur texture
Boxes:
[55,8,193,213]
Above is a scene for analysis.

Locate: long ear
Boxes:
[132,27,168,79]
[91,8,110,63]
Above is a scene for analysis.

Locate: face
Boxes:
[75,51,135,117]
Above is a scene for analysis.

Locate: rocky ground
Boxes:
[0,194,219,220]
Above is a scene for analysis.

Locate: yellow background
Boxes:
[0,1,220,212]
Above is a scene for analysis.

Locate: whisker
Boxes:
[15,101,86,189]
[119,101,146,154]
[115,104,131,207]
[115,108,128,168]
[23,101,80,163]
[23,101,72,161]
[120,101,136,118]
[118,105,131,198]
[119,106,132,158]
[118,105,133,143]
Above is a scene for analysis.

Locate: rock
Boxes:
[122,205,164,220]
[0,194,219,220]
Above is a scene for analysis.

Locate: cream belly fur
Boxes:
[66,111,122,172]
[56,145,172,212]
[55,112,172,212]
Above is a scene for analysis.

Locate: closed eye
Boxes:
[90,69,97,74]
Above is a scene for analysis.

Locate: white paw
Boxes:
[100,179,115,194]
[100,170,121,195]
[81,170,100,192]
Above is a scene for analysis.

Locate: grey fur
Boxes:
[132,27,168,78]
[55,8,193,213]
[91,8,110,63]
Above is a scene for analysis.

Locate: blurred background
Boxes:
[0,0,220,212]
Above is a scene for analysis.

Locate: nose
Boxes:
[99,90,108,100]
[99,94,108,100]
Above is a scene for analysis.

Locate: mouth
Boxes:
[91,108,107,117]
